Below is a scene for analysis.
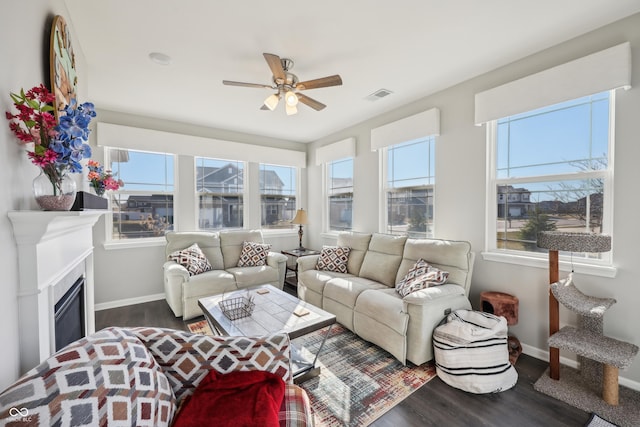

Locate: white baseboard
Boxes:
[94,293,165,311]
[522,343,640,392]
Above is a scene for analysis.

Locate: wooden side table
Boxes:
[281,248,320,287]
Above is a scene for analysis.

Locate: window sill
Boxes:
[103,238,166,251]
[481,251,617,278]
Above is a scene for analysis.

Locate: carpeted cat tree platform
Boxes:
[534,232,640,427]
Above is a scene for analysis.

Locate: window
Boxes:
[108,148,175,240]
[327,158,353,231]
[260,163,297,229]
[490,91,612,258]
[384,137,435,238]
[196,157,244,230]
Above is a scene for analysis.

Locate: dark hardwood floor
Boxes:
[96,294,590,427]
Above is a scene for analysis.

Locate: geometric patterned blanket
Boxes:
[0,327,308,427]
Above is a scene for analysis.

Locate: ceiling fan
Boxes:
[223,53,342,115]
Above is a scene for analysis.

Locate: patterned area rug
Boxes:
[187,320,436,426]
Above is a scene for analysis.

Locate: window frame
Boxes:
[483,90,616,277]
[379,136,436,238]
[195,156,247,232]
[324,157,354,233]
[258,162,299,232]
[103,147,177,247]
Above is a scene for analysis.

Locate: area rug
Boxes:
[187,320,436,426]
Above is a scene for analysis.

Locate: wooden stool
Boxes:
[480,291,522,365]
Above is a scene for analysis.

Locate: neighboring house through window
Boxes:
[489,91,613,258]
[327,158,353,231]
[260,163,297,229]
[107,148,175,240]
[196,157,244,230]
[383,137,435,238]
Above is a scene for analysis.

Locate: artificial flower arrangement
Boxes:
[87,159,123,196]
[5,84,95,197]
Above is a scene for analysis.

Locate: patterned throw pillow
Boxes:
[237,241,272,267]
[168,243,213,276]
[396,258,449,297]
[316,246,351,273]
[0,328,176,426]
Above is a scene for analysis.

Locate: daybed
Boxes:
[0,327,312,426]
[163,230,288,320]
[297,232,475,365]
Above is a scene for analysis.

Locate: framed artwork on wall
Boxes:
[49,15,78,119]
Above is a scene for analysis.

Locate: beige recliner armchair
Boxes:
[163,229,287,319]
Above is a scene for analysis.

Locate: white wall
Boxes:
[0,2,88,390]
[307,13,640,387]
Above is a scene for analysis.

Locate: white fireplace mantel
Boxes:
[8,210,105,373]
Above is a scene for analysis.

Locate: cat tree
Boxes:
[534,231,639,423]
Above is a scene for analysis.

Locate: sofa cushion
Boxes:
[323,276,387,309]
[359,233,407,287]
[182,270,236,298]
[226,265,279,288]
[316,246,351,273]
[396,259,449,297]
[298,269,351,295]
[220,230,265,269]
[237,241,271,267]
[397,238,472,288]
[337,232,372,276]
[165,231,224,270]
[168,243,213,276]
[0,328,176,426]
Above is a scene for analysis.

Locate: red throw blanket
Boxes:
[172,370,286,427]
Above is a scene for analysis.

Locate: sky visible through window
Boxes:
[496,92,609,199]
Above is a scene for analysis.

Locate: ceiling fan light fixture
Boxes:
[286,104,298,116]
[264,94,280,111]
[285,91,298,107]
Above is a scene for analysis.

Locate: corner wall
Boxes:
[306,13,640,387]
[0,1,88,390]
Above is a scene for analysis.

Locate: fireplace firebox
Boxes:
[54,276,85,351]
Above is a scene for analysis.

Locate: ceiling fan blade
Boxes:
[223,80,273,89]
[263,53,285,83]
[296,75,342,91]
[297,93,326,111]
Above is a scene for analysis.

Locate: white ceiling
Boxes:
[64,1,640,143]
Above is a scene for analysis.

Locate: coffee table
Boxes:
[198,284,336,383]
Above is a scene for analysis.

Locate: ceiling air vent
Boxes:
[365,88,393,101]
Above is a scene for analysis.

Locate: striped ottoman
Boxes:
[433,309,518,393]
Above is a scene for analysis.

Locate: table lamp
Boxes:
[292,209,308,250]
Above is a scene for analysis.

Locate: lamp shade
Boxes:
[537,231,611,253]
[291,209,308,225]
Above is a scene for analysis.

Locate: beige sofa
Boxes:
[297,232,475,365]
[163,230,287,319]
